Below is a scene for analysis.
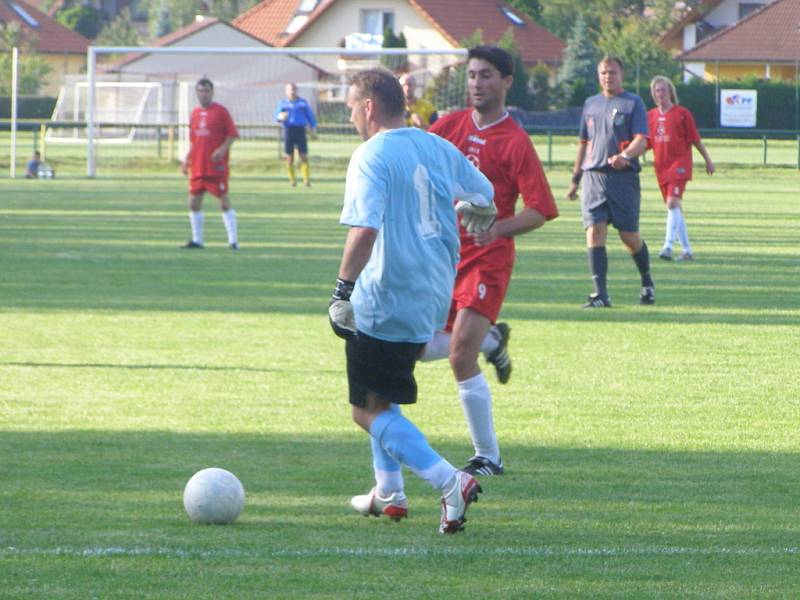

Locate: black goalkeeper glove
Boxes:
[328,278,357,339]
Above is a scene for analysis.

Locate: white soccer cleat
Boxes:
[350,488,408,521]
[439,471,482,534]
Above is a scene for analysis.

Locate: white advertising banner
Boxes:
[720,89,757,127]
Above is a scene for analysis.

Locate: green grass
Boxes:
[1,168,799,598]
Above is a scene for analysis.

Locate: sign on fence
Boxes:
[720,89,757,127]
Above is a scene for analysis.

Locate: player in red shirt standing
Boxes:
[181,78,240,249]
[647,76,714,261]
[421,46,558,476]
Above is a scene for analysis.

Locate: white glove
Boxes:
[328,299,357,339]
[455,200,497,234]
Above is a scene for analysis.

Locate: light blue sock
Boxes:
[370,405,403,495]
[370,409,441,475]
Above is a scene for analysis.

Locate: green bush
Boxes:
[0,96,57,119]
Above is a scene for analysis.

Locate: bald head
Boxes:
[399,73,416,102]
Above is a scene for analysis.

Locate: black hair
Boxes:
[196,77,214,90]
[468,45,514,77]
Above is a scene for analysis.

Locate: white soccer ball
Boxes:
[183,467,245,524]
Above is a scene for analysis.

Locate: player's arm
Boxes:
[329,226,377,339]
[693,140,715,175]
[473,207,545,247]
[211,136,236,162]
[608,134,647,170]
[566,142,587,200]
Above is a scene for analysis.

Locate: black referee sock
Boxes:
[588,246,608,299]
[632,240,654,288]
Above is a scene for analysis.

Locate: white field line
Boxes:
[1,546,798,559]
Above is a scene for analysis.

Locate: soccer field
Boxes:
[1,168,798,598]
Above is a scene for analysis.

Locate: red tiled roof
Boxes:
[234,0,564,64]
[678,0,800,62]
[0,0,89,53]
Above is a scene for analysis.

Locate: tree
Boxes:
[556,15,598,107]
[96,8,140,47]
[380,26,408,73]
[530,63,551,110]
[0,23,52,95]
[56,4,102,39]
[506,0,542,22]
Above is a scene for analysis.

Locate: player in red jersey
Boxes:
[181,78,240,249]
[421,46,558,476]
[647,76,714,261]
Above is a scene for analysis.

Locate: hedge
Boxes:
[0,96,57,119]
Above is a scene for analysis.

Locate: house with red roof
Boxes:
[675,0,800,82]
[232,0,564,79]
[0,0,89,95]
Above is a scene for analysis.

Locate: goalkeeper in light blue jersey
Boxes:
[327,67,496,534]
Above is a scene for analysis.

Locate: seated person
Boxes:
[26,151,41,179]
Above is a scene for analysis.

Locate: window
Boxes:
[285,15,308,34]
[360,9,394,36]
[11,3,39,27]
[738,3,761,19]
[298,0,318,11]
[500,6,525,26]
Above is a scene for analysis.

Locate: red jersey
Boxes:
[429,109,557,267]
[188,102,238,178]
[647,105,700,184]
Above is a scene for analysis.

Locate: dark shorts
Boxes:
[283,126,308,156]
[581,169,641,232]
[345,332,425,407]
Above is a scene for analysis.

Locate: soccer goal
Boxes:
[83,46,469,177]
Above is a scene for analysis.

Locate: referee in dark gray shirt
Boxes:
[566,55,655,308]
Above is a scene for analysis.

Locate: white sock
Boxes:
[664,207,679,250]
[190,211,204,244]
[480,327,500,355]
[416,458,457,492]
[222,208,237,245]
[676,209,691,253]
[420,330,450,362]
[457,373,500,463]
[374,468,404,496]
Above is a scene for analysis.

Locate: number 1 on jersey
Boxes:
[413,164,441,239]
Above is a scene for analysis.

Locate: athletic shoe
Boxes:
[463,455,504,476]
[658,247,672,261]
[677,251,694,261]
[582,293,611,308]
[639,286,655,305]
[350,488,408,521]
[230,243,239,250]
[439,471,482,534]
[485,322,512,384]
[181,241,203,249]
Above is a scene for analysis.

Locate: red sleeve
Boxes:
[682,107,700,145]
[513,133,558,221]
[222,107,239,139]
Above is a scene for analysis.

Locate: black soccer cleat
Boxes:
[485,322,512,384]
[582,293,611,308]
[181,240,204,249]
[463,455,505,476]
[639,286,655,305]
[230,242,239,250]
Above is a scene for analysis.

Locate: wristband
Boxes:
[620,153,633,161]
[571,171,583,186]
[331,278,355,302]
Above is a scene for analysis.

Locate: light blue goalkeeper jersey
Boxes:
[340,127,494,343]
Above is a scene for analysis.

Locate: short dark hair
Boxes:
[196,77,214,90]
[468,45,514,78]
[349,68,405,118]
[598,55,624,71]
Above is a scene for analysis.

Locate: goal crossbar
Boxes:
[86,46,468,177]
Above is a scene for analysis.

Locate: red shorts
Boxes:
[659,180,686,202]
[445,258,512,331]
[189,176,228,197]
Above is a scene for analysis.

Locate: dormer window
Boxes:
[500,7,524,26]
[283,0,320,35]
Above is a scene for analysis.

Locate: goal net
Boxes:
[81,46,469,177]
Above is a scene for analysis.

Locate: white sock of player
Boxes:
[417,459,458,492]
[664,207,679,250]
[676,210,692,254]
[221,209,237,245]
[373,468,404,496]
[190,210,204,245]
[420,330,450,361]
[457,373,500,463]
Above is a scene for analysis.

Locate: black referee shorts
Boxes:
[283,126,308,156]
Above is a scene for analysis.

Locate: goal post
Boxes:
[85,45,468,177]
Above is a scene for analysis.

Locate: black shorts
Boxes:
[581,169,641,232]
[345,333,425,407]
[283,126,308,156]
